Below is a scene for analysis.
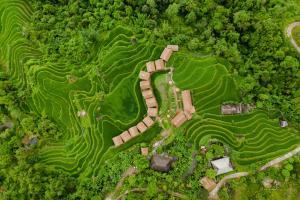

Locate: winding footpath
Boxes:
[209,146,300,199]
[286,22,300,53]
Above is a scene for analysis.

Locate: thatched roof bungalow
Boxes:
[182,90,196,114]
[141,147,149,156]
[150,154,173,172]
[140,80,151,90]
[146,61,156,73]
[142,89,154,99]
[171,110,188,127]
[120,130,132,142]
[155,59,165,71]
[139,71,150,80]
[112,135,123,147]
[137,122,148,133]
[160,48,173,62]
[128,126,140,137]
[167,45,179,51]
[148,107,158,117]
[143,116,154,127]
[146,97,158,108]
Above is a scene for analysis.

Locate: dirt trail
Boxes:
[106,166,138,200]
[260,146,300,171]
[286,22,300,53]
[208,146,300,199]
[209,172,249,199]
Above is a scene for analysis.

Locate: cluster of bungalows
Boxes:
[171,90,196,127]
[112,45,179,147]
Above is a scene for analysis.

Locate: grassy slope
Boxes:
[168,53,300,169]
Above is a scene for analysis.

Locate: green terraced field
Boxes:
[168,55,300,168]
[1,0,299,177]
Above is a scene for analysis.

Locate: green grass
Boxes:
[0,0,299,177]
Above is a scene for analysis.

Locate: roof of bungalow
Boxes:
[142,89,154,99]
[137,122,148,133]
[140,80,151,90]
[141,147,149,156]
[155,59,165,71]
[139,71,151,80]
[184,110,192,120]
[146,61,156,73]
[148,107,158,117]
[211,157,233,175]
[112,135,123,147]
[167,45,179,52]
[143,116,155,127]
[200,177,217,192]
[128,126,140,137]
[160,48,173,62]
[171,110,188,127]
[150,154,173,172]
[182,90,196,114]
[120,130,132,142]
[146,97,158,108]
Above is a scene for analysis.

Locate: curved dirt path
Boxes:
[209,172,249,199]
[286,22,300,53]
[209,146,300,199]
[260,146,300,171]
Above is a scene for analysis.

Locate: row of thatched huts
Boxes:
[112,45,179,147]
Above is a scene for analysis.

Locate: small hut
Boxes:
[140,80,151,90]
[136,122,147,133]
[182,90,196,114]
[139,71,151,80]
[120,131,132,142]
[146,61,156,73]
[148,107,158,117]
[146,97,158,108]
[143,116,155,127]
[167,45,179,52]
[112,135,123,147]
[160,48,173,62]
[128,126,140,137]
[155,59,165,71]
[150,154,173,172]
[141,147,149,156]
[211,157,233,175]
[171,110,188,127]
[200,177,217,192]
[142,89,154,99]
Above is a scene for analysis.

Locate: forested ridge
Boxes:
[0,0,300,199]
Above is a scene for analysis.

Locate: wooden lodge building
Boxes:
[221,103,253,115]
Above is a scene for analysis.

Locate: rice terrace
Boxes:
[1,0,300,199]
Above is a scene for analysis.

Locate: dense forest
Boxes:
[1,0,300,199]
